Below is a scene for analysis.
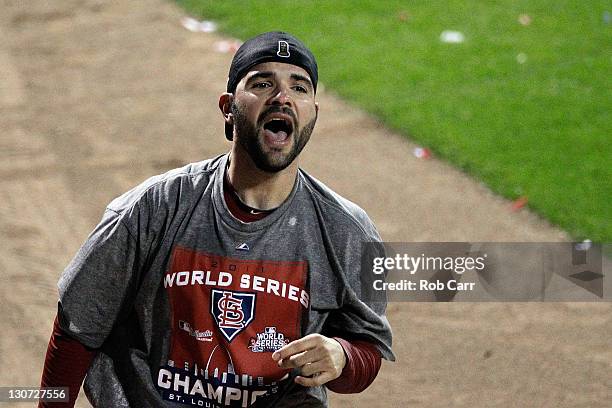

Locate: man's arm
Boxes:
[38,313,97,408]
[326,338,381,393]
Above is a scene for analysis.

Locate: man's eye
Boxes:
[293,85,307,93]
[254,82,271,89]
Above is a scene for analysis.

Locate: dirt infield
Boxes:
[0,0,609,407]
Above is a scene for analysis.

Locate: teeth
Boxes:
[264,117,292,133]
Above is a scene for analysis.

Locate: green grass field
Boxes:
[177,0,611,242]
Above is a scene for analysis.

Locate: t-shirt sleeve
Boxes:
[324,289,395,362]
[57,206,143,349]
[322,209,395,362]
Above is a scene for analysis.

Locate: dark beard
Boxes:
[231,102,316,173]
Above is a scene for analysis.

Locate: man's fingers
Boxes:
[277,350,307,369]
[273,334,346,387]
[278,347,325,369]
[299,361,326,377]
[294,372,334,387]
[272,334,321,361]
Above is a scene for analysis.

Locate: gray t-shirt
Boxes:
[58,153,394,407]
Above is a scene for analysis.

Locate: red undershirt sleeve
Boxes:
[326,337,382,394]
[38,314,97,407]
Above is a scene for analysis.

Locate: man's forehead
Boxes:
[242,62,311,82]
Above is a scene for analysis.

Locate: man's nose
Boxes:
[268,86,293,107]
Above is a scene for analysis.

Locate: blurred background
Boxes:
[0,0,609,406]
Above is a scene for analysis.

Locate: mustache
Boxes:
[257,106,297,126]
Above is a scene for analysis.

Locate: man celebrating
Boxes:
[40,31,394,407]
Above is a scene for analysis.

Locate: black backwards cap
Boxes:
[225,31,318,140]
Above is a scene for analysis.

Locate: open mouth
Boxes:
[262,117,294,144]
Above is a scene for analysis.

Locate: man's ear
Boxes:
[219,93,234,125]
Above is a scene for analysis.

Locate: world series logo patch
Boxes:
[248,327,289,353]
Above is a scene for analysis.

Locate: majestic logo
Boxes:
[236,242,250,251]
[277,40,290,58]
[211,290,256,342]
[248,327,290,353]
[178,320,213,342]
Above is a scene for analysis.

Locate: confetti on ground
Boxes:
[198,21,217,33]
[413,147,431,159]
[439,30,465,44]
[213,40,243,54]
[180,17,217,33]
[398,11,410,22]
[604,11,611,24]
[516,53,527,64]
[511,196,528,211]
[575,239,592,251]
[518,14,532,26]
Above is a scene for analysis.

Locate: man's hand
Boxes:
[272,334,347,387]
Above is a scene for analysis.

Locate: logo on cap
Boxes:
[277,40,290,58]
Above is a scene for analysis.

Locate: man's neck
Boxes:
[227,149,298,211]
